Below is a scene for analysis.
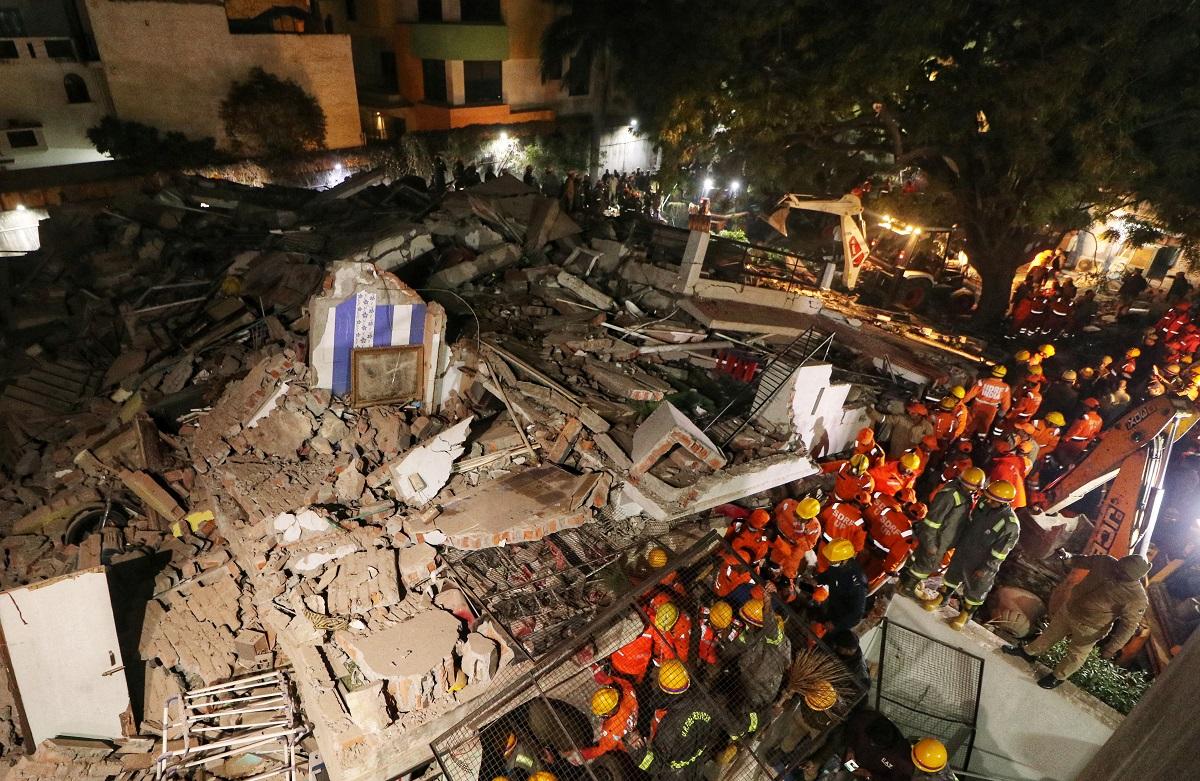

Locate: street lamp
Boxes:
[729,179,741,193]
[703,177,715,192]
[630,118,638,128]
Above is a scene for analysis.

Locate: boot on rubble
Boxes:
[921,586,949,612]
[948,607,975,630]
[896,571,923,600]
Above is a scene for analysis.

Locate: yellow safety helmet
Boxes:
[899,452,921,472]
[1044,411,1066,427]
[803,680,839,712]
[654,602,679,633]
[959,466,986,491]
[1127,347,1142,358]
[939,396,957,411]
[1061,369,1077,382]
[492,777,511,781]
[950,385,967,399]
[740,598,765,627]
[990,364,1007,378]
[647,547,669,569]
[796,496,822,520]
[658,660,690,694]
[1014,349,1031,362]
[985,480,1017,503]
[823,538,856,563]
[528,773,558,781]
[710,600,734,629]
[591,686,619,716]
[848,453,870,475]
[1038,344,1056,358]
[1166,363,1182,376]
[912,738,949,773]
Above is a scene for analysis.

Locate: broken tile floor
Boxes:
[0,171,984,780]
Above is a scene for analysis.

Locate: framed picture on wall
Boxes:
[350,345,424,408]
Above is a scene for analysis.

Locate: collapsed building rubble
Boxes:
[0,170,983,779]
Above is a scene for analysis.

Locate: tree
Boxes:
[540,1,637,177]
[87,116,222,170]
[597,0,1200,324]
[220,67,327,158]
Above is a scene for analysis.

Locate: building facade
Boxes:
[324,0,595,138]
[0,0,113,170]
[83,0,363,153]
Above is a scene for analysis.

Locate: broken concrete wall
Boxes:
[756,362,873,457]
[308,262,447,407]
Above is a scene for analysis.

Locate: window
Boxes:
[417,0,441,22]
[64,73,90,103]
[379,50,398,92]
[460,0,501,23]
[0,39,17,59]
[0,8,24,37]
[567,51,591,96]
[44,39,76,61]
[464,60,502,104]
[422,59,446,103]
[344,0,356,21]
[6,130,40,149]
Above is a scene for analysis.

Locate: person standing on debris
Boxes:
[961,365,1012,440]
[869,452,922,499]
[1004,550,1150,690]
[1056,398,1103,464]
[523,165,537,188]
[922,480,1020,630]
[998,375,1044,435]
[766,497,822,599]
[862,494,922,593]
[899,467,986,599]
[569,671,641,763]
[931,396,962,450]
[433,156,448,191]
[883,402,935,460]
[811,539,869,636]
[634,660,729,778]
[818,494,868,571]
[825,453,877,501]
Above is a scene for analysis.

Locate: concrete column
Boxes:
[675,229,710,295]
[448,60,465,105]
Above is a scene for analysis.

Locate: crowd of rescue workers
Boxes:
[490,258,1186,781]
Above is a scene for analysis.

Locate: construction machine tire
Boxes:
[897,277,934,311]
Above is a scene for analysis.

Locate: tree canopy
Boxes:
[588,0,1200,320]
[220,67,327,158]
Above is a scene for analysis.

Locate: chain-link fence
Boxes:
[433,532,869,781]
[873,619,984,771]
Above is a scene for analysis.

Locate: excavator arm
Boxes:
[767,194,871,290]
[1038,396,1195,557]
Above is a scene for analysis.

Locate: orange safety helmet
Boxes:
[748,508,771,529]
[906,502,928,520]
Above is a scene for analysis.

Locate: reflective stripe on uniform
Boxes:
[923,520,943,529]
[991,549,1008,560]
[638,751,655,770]
[900,529,913,538]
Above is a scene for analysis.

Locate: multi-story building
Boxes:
[324,0,595,138]
[0,0,113,170]
[83,0,363,153]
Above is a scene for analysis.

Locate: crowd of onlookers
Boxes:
[429,155,663,218]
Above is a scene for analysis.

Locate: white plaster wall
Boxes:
[0,42,113,170]
[597,125,658,173]
[83,0,362,150]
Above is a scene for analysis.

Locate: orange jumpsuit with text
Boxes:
[818,500,867,570]
[869,460,917,499]
[767,516,821,580]
[1057,411,1103,463]
[823,461,877,500]
[863,503,915,588]
[580,673,638,760]
[962,376,1012,437]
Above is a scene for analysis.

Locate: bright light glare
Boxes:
[630,118,639,128]
[15,204,26,211]
[703,178,715,191]
[334,163,343,172]
[729,180,741,192]
[499,131,509,142]
[913,227,923,235]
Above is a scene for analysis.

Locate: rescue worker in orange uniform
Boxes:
[987,441,1029,510]
[1021,411,1065,469]
[870,451,922,498]
[724,508,771,567]
[576,672,640,762]
[1120,347,1141,380]
[1001,376,1045,433]
[818,493,868,570]
[961,365,1012,439]
[823,453,876,500]
[713,510,772,606]
[610,601,690,682]
[765,497,822,600]
[862,494,920,592]
[1056,399,1103,464]
[852,427,887,468]
[693,600,734,667]
[931,396,961,449]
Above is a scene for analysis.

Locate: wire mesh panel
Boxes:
[873,619,984,771]
[433,532,869,781]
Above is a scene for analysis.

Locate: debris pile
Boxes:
[0,170,986,779]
